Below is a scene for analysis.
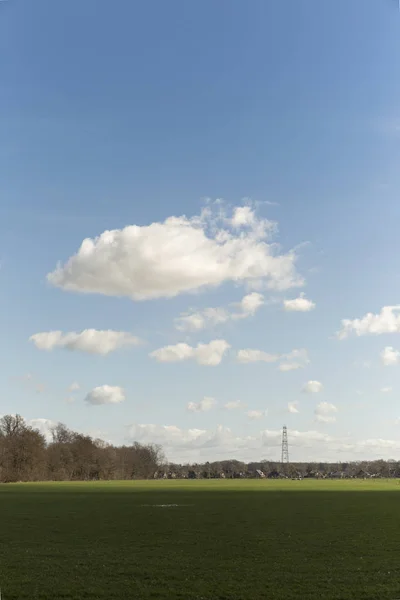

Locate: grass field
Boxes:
[1,479,400,599]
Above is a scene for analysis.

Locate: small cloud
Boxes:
[381,346,400,366]
[381,386,392,393]
[314,401,337,423]
[223,400,247,410]
[68,382,80,392]
[65,396,75,404]
[30,329,142,356]
[283,293,316,312]
[187,397,216,412]
[84,385,125,405]
[237,349,279,364]
[246,410,267,420]
[302,380,323,394]
[150,340,230,366]
[288,401,299,414]
[175,292,264,332]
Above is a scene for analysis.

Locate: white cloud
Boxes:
[288,401,299,413]
[279,348,310,372]
[234,292,265,317]
[187,397,216,412]
[337,305,400,339]
[302,380,323,394]
[314,402,337,423]
[175,292,264,332]
[381,346,400,366]
[381,386,392,393]
[29,418,57,442]
[230,205,256,227]
[237,349,279,364]
[47,202,304,301]
[223,400,247,410]
[68,382,80,392]
[279,363,302,372]
[247,410,267,420]
[237,347,309,371]
[175,307,230,332]
[283,293,315,312]
[30,329,142,356]
[150,339,230,366]
[84,385,125,405]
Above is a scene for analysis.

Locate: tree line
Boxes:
[0,414,398,482]
[0,415,164,483]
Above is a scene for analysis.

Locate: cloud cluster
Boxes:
[47,203,304,301]
[150,339,230,366]
[175,292,265,332]
[127,423,400,463]
[283,293,315,312]
[30,329,142,355]
[337,305,400,339]
[84,385,125,405]
[187,397,215,412]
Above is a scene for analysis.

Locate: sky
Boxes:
[1,0,400,463]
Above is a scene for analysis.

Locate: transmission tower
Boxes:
[281,425,289,463]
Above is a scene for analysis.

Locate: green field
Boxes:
[1,479,400,599]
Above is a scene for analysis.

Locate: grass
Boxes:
[1,479,400,599]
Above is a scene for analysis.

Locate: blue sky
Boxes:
[1,0,400,462]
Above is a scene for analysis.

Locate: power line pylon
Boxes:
[281,425,289,463]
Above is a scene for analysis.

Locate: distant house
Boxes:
[267,470,280,479]
[329,471,344,479]
[356,469,371,479]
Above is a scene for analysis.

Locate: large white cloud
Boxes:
[283,293,315,312]
[150,339,230,366]
[47,203,304,301]
[302,380,323,394]
[314,402,337,423]
[187,397,216,412]
[84,385,125,405]
[175,292,264,332]
[30,329,142,355]
[381,346,400,366]
[337,305,400,339]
